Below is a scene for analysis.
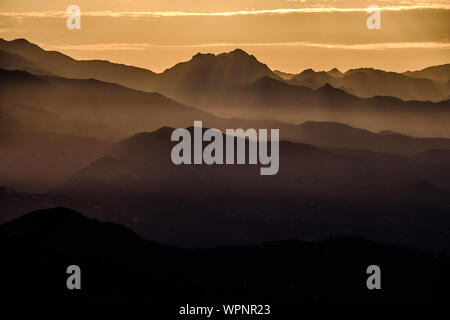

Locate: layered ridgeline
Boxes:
[1,207,449,299]
[1,38,449,137]
[1,38,449,102]
[2,66,450,150]
[2,66,450,193]
[2,67,450,193]
[1,67,449,140]
[27,126,448,253]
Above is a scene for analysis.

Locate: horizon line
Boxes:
[1,5,450,18]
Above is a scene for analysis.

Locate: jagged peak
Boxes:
[189,49,257,64]
[327,67,343,76]
[191,52,215,60]
[228,48,250,56]
[5,207,87,227]
[328,67,341,72]
[296,68,329,78]
[299,68,316,74]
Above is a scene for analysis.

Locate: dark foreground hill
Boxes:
[1,207,449,300]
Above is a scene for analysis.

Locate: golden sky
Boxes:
[0,0,449,73]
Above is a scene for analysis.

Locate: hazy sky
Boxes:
[0,0,449,73]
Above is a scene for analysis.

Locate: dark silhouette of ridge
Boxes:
[1,207,449,300]
[2,207,145,253]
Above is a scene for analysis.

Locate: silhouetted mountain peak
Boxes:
[299,68,315,76]
[9,38,32,45]
[109,127,176,159]
[317,83,344,94]
[345,67,377,74]
[0,38,61,59]
[189,49,255,64]
[192,52,215,60]
[225,48,253,58]
[296,68,330,80]
[0,38,33,48]
[159,48,278,93]
[5,207,87,229]
[229,48,247,54]
[327,67,343,77]
[1,207,148,254]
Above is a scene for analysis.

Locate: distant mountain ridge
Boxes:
[0,68,216,140]
[403,64,450,82]
[0,39,159,92]
[1,38,448,104]
[288,66,450,102]
[2,38,449,138]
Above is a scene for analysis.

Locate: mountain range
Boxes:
[1,38,449,104]
[2,38,449,138]
[2,64,450,194]
[1,37,450,261]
